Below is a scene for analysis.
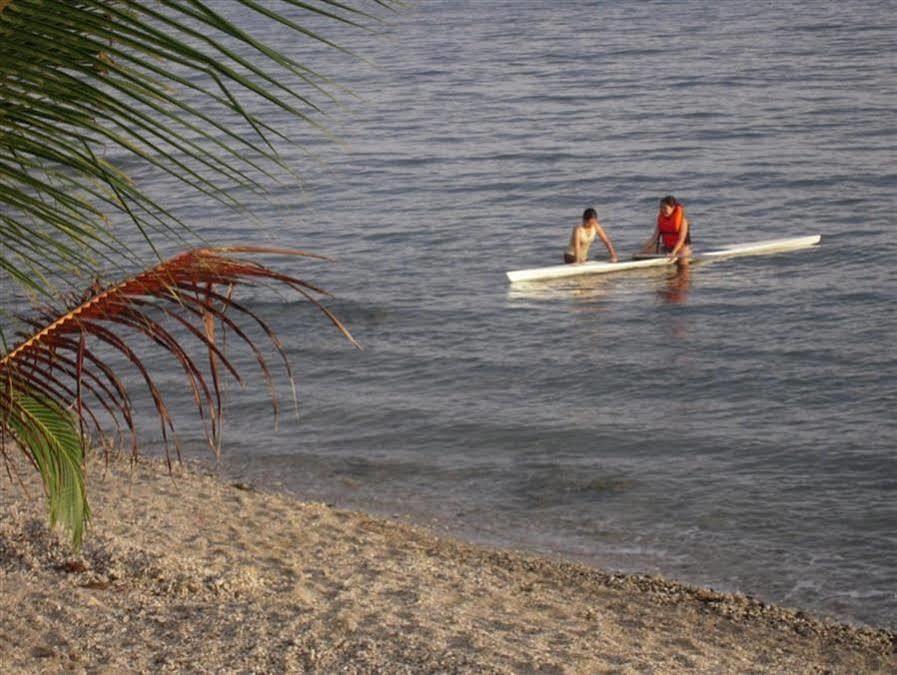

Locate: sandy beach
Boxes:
[1,453,894,674]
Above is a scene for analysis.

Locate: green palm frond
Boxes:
[0,0,395,299]
[1,0,393,547]
[2,390,89,548]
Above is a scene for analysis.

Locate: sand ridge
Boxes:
[1,453,894,673]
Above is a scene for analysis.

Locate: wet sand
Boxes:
[1,453,894,673]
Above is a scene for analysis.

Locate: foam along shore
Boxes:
[1,453,894,673]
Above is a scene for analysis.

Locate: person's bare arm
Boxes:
[640,226,660,255]
[595,223,619,262]
[668,217,689,259]
[573,226,584,263]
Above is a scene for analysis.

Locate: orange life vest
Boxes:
[657,204,685,250]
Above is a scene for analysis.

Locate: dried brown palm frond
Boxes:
[1,247,358,545]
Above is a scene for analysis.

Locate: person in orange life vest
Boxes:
[564,207,619,264]
[647,195,692,261]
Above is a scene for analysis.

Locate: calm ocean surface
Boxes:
[105,1,896,628]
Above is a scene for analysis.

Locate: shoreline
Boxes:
[2,453,894,672]
[217,456,892,633]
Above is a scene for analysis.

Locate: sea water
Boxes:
[43,1,897,628]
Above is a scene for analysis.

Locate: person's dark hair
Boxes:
[660,195,679,208]
[582,207,598,222]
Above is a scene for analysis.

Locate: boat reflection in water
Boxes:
[505,263,689,308]
[656,263,692,305]
[505,275,613,305]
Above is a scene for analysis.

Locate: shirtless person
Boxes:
[564,208,618,264]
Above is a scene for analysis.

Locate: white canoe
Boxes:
[505,234,821,283]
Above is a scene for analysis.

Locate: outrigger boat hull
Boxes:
[505,235,822,283]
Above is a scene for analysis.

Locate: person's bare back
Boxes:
[564,208,618,263]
